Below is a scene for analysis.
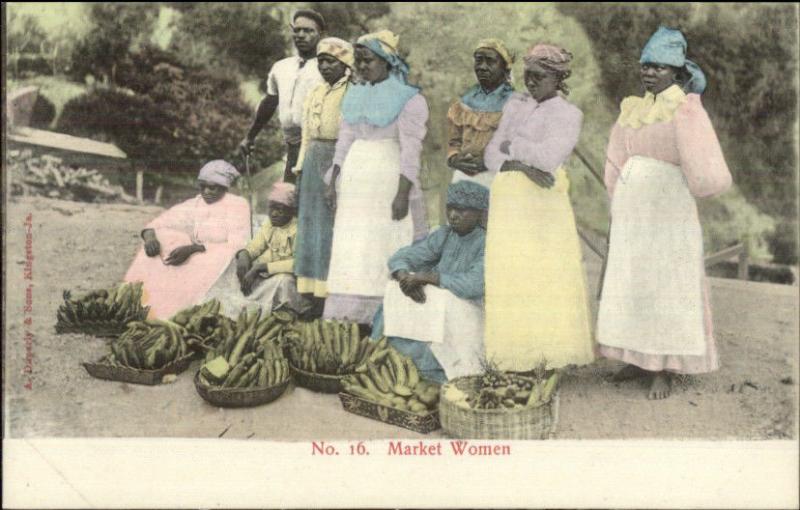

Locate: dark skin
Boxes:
[239,16,322,156]
[236,201,295,295]
[449,48,508,176]
[141,179,225,264]
[326,46,411,220]
[393,205,482,304]
[640,62,678,95]
[496,63,565,189]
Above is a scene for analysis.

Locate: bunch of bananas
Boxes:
[285,319,374,375]
[196,307,293,389]
[170,299,234,351]
[56,281,149,336]
[444,370,560,410]
[342,338,440,414]
[102,319,189,370]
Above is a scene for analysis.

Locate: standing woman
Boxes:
[597,27,732,400]
[482,44,595,371]
[292,38,354,316]
[323,30,429,325]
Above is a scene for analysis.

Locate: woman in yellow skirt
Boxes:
[482,44,594,371]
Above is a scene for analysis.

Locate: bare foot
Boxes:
[612,364,647,382]
[648,372,672,400]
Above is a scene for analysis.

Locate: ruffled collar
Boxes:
[341,74,419,128]
[460,82,514,112]
[618,84,687,129]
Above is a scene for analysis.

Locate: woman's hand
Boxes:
[165,244,204,266]
[522,166,555,189]
[448,154,485,176]
[391,191,410,220]
[325,181,337,211]
[235,251,251,285]
[142,229,160,257]
[240,265,265,296]
[499,140,512,155]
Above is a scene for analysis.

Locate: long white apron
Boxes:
[326,139,415,298]
[597,155,706,356]
[383,281,484,379]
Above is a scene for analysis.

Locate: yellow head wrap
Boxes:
[474,38,515,69]
[317,37,354,68]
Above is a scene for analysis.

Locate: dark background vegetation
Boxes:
[6,2,798,264]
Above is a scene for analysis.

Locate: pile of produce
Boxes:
[170,299,234,351]
[285,319,375,375]
[196,307,293,389]
[9,150,137,203]
[341,338,440,414]
[101,319,190,370]
[444,368,559,410]
[56,281,150,336]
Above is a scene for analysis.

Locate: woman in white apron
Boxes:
[597,27,733,399]
[323,30,429,325]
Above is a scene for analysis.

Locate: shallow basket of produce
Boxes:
[439,375,559,440]
[194,372,290,408]
[288,363,347,394]
[82,353,194,386]
[338,392,441,434]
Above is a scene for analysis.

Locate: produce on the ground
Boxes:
[170,299,234,351]
[285,319,376,375]
[341,338,440,414]
[56,281,149,335]
[196,307,292,389]
[443,367,560,410]
[101,319,190,370]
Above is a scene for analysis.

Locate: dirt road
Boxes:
[3,196,798,439]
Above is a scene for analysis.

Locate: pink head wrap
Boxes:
[524,44,573,74]
[267,182,296,208]
[197,160,240,188]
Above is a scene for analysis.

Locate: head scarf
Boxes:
[317,37,354,68]
[267,182,296,208]
[474,38,515,70]
[446,181,489,211]
[356,30,410,83]
[640,26,707,95]
[197,160,240,188]
[524,44,573,94]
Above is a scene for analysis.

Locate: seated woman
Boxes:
[124,160,250,319]
[205,182,306,318]
[371,180,489,383]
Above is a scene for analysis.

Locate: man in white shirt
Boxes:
[240,9,325,184]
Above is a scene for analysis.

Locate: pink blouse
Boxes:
[604,93,732,199]
[484,92,583,174]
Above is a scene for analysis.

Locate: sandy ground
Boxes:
[3,195,798,440]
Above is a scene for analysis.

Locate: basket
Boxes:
[439,375,559,439]
[57,322,126,339]
[82,353,194,385]
[193,372,290,408]
[288,363,349,393]
[338,392,441,434]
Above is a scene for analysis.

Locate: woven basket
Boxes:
[339,392,441,434]
[288,363,348,394]
[82,353,194,385]
[193,371,290,408]
[439,375,559,440]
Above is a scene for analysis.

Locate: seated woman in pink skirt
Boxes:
[124,160,250,318]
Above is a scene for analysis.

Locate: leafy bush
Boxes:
[768,219,799,265]
[697,188,776,261]
[30,94,56,128]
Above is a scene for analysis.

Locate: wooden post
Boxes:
[136,169,144,202]
[738,235,750,280]
[154,185,163,205]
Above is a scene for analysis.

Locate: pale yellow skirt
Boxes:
[484,168,595,370]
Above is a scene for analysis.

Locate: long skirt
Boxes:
[382,281,484,379]
[294,140,337,298]
[484,168,595,370]
[323,139,415,324]
[203,261,304,319]
[597,156,718,374]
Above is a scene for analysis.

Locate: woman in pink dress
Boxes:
[124,160,250,318]
[597,27,733,399]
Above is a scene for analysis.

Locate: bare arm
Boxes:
[246,94,279,141]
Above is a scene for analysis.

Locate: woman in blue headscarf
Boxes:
[322,30,429,325]
[596,27,732,400]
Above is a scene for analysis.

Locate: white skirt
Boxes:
[383,281,484,379]
[597,156,706,356]
[326,139,415,298]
